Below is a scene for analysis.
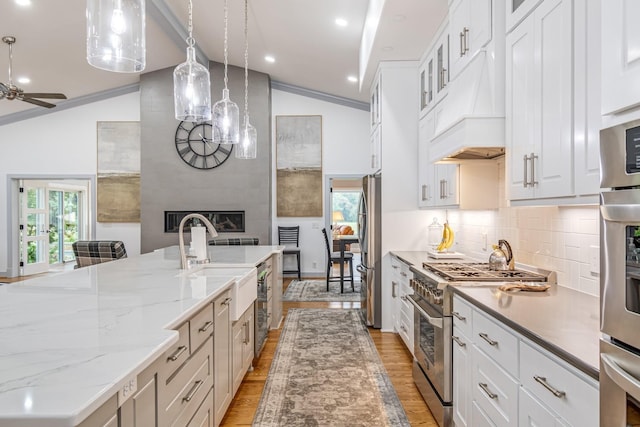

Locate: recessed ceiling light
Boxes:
[393,14,406,22]
[264,55,275,63]
[335,18,348,27]
[15,0,31,6]
[347,75,358,83]
[382,46,394,52]
[17,76,30,84]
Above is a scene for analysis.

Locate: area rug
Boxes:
[282,279,361,302]
[253,309,410,427]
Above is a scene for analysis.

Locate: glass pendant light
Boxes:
[173,0,211,121]
[236,0,257,159]
[86,0,146,73]
[212,0,240,144]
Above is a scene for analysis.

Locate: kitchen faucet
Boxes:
[178,213,218,269]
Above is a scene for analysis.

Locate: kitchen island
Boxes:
[0,245,282,427]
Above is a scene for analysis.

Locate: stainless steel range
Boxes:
[407,261,552,427]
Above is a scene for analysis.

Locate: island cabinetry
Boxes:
[232,304,255,395]
[120,358,162,427]
[158,301,215,427]
[271,252,283,329]
[214,290,232,427]
[78,394,118,427]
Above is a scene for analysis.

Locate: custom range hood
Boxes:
[428,50,505,162]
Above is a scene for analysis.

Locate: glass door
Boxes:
[21,183,50,275]
[48,189,82,264]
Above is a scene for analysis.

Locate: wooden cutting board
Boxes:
[498,283,550,292]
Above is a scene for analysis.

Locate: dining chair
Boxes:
[72,240,127,268]
[278,226,301,280]
[321,228,354,292]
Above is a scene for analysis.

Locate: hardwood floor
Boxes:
[220,278,438,427]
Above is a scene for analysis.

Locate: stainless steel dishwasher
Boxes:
[254,259,271,356]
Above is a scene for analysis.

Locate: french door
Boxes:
[21,183,50,275]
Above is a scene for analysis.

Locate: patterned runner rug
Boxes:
[282,279,361,302]
[253,309,410,427]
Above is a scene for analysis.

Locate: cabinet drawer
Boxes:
[519,386,568,427]
[472,346,518,427]
[520,340,598,427]
[473,310,518,377]
[163,322,190,379]
[163,336,214,425]
[186,387,214,427]
[190,302,214,352]
[472,401,497,427]
[452,295,473,337]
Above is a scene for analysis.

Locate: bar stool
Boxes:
[278,226,301,280]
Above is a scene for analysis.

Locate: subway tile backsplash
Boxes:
[441,205,600,296]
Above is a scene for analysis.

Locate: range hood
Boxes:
[428,50,505,162]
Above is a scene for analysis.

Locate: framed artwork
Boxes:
[164,211,245,233]
[276,115,323,217]
[97,121,141,223]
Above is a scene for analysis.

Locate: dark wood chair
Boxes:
[321,228,354,292]
[278,226,301,280]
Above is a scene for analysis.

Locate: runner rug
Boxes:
[252,309,410,427]
[282,279,361,302]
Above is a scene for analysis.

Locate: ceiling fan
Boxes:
[0,36,67,109]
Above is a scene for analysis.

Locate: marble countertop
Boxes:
[390,251,600,379]
[0,245,281,427]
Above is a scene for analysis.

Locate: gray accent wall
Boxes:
[140,62,272,253]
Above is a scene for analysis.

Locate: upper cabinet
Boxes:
[419,22,450,117]
[505,0,600,203]
[506,0,544,33]
[449,0,492,79]
[601,0,640,115]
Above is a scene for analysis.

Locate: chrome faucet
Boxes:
[178,213,219,269]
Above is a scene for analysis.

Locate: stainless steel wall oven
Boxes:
[599,120,640,426]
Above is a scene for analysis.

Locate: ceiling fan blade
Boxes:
[22,92,67,100]
[20,97,56,108]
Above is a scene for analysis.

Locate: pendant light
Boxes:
[212,0,240,144]
[86,0,146,73]
[173,0,212,121]
[236,0,257,159]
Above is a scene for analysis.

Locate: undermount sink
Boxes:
[190,266,258,321]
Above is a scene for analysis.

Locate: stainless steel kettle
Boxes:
[489,239,514,271]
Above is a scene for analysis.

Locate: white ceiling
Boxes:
[0,0,447,121]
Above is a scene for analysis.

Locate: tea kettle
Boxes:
[489,239,514,271]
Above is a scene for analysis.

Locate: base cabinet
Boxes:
[232,304,254,395]
[214,290,232,427]
[452,294,598,426]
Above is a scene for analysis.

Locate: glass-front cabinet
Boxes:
[418,23,449,117]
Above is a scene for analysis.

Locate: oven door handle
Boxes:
[601,353,640,402]
[601,203,640,222]
[406,297,443,329]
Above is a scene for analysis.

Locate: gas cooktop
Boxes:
[422,262,549,282]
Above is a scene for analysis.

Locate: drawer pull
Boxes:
[452,335,466,347]
[478,332,498,346]
[534,375,566,398]
[182,380,204,402]
[452,311,466,321]
[479,382,498,399]
[221,297,232,306]
[167,345,187,362]
[198,320,213,333]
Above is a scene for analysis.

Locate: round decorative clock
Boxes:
[174,121,233,169]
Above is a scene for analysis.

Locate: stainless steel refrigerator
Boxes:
[357,173,381,328]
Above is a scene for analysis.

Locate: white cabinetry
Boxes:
[232,304,254,396]
[419,22,450,117]
[449,0,492,78]
[214,290,232,427]
[390,255,414,355]
[506,0,599,203]
[452,294,599,427]
[601,0,640,115]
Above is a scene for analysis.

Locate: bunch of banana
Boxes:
[436,221,454,252]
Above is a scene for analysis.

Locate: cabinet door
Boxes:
[435,164,459,207]
[418,114,436,208]
[452,326,472,427]
[602,0,640,115]
[519,387,568,427]
[243,306,255,370]
[435,29,450,103]
[450,0,492,78]
[232,319,244,395]
[506,0,544,33]
[214,291,232,426]
[370,77,380,130]
[370,125,381,172]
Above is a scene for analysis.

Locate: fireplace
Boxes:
[164,211,245,233]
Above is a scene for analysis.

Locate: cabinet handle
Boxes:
[459,30,465,56]
[531,153,538,186]
[371,154,375,169]
[533,375,566,398]
[222,297,232,306]
[401,295,407,301]
[400,271,408,277]
[392,281,399,298]
[243,320,250,344]
[452,335,466,347]
[167,345,187,362]
[463,27,469,54]
[479,382,498,399]
[443,179,448,199]
[478,332,498,346]
[182,380,204,402]
[421,184,428,201]
[452,311,466,321]
[392,264,399,269]
[440,68,448,88]
[198,320,213,333]
[523,154,529,187]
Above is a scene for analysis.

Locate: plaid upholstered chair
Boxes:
[72,241,128,268]
[208,237,259,246]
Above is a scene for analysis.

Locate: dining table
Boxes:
[334,234,359,292]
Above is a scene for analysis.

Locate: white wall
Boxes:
[271,89,371,276]
[0,92,141,275]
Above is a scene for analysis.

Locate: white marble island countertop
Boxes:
[0,245,281,427]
